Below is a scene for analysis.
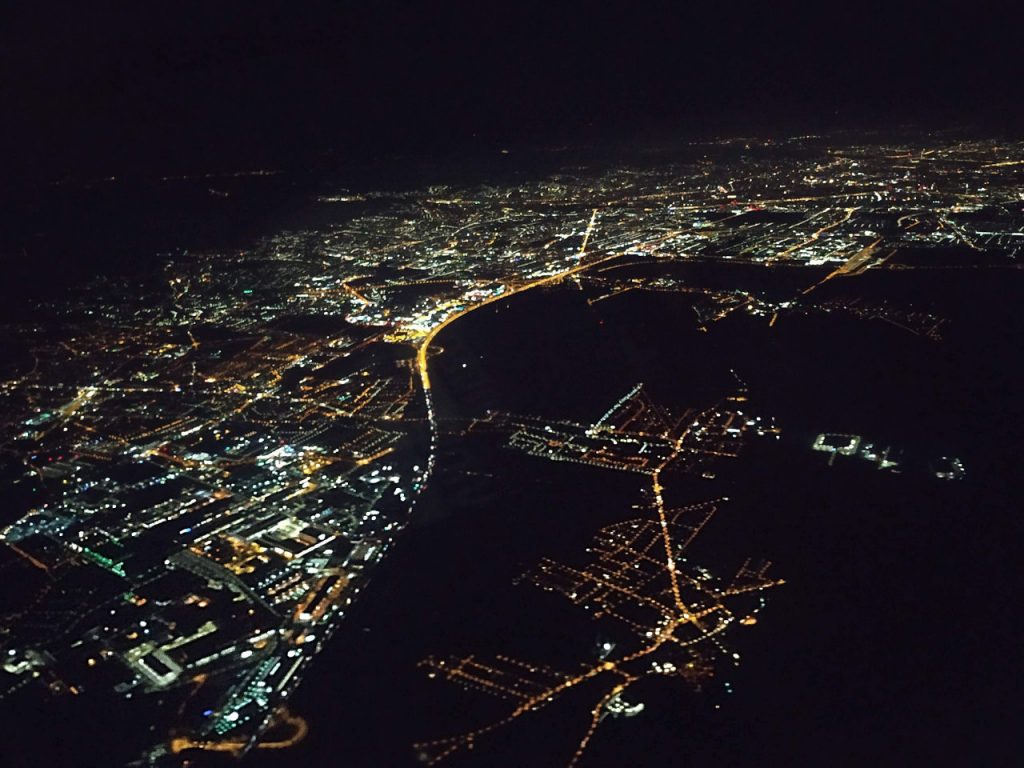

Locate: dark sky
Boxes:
[3,0,1021,184]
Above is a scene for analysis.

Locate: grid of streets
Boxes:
[0,134,1022,762]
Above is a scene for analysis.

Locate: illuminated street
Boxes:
[1,4,1021,765]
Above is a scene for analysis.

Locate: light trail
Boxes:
[579,208,598,256]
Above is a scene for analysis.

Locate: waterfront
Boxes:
[3,136,1023,768]
[252,262,1020,767]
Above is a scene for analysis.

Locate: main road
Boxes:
[411,211,693,491]
[413,209,609,489]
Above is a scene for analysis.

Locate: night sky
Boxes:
[4,1,1022,186]
[0,5,1022,766]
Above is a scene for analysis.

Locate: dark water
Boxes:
[2,161,1019,766]
[244,265,1021,767]
[4,153,1020,767]
[2,258,1018,767]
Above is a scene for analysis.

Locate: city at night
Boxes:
[1,3,1020,767]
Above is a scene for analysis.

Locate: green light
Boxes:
[82,548,127,578]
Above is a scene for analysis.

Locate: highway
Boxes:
[801,236,885,295]
[414,209,607,490]
[413,392,780,767]
[169,707,308,756]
